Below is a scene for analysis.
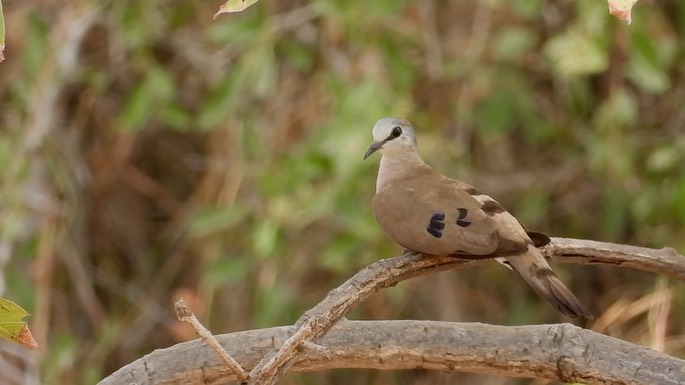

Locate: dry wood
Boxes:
[247,238,685,385]
[98,238,685,385]
[546,237,685,281]
[174,299,249,383]
[245,250,472,385]
[100,320,685,385]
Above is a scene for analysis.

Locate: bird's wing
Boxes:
[372,174,530,257]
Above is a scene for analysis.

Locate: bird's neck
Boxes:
[376,151,426,192]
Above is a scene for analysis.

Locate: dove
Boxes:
[364,117,592,319]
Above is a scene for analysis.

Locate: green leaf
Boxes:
[253,220,280,258]
[594,88,638,128]
[214,0,260,19]
[22,13,50,78]
[0,298,37,349]
[627,51,670,94]
[475,91,518,135]
[117,81,150,132]
[241,42,278,97]
[545,29,608,76]
[646,146,681,173]
[492,26,537,61]
[189,206,248,238]
[205,258,251,285]
[117,68,176,132]
[509,0,543,19]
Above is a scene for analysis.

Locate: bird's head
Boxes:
[363,118,417,160]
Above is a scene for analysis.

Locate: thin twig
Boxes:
[174,299,249,383]
[546,237,685,281]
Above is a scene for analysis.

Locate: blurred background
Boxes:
[1,0,684,384]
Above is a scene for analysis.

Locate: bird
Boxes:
[364,117,592,319]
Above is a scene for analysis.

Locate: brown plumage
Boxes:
[364,118,592,319]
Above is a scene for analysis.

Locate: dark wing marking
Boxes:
[427,213,446,238]
[527,231,551,247]
[481,200,505,215]
[464,186,479,195]
[456,208,471,227]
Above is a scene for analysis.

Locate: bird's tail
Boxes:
[506,248,592,319]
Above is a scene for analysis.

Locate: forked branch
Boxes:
[99,321,685,385]
[98,238,685,385]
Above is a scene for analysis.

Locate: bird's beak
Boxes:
[363,141,384,160]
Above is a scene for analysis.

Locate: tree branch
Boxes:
[98,237,685,385]
[546,237,685,281]
[174,299,249,382]
[99,320,685,385]
[247,238,685,384]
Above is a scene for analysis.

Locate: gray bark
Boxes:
[98,238,685,385]
[100,320,685,385]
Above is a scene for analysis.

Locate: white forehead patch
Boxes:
[372,117,415,142]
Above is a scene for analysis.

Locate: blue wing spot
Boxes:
[427,212,446,238]
[427,227,443,238]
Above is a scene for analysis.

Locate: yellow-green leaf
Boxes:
[0,0,6,62]
[213,0,260,19]
[545,29,608,76]
[0,298,37,349]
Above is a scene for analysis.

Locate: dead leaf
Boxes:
[16,324,38,350]
[608,0,638,24]
[214,0,260,20]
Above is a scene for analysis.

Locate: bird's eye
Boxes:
[391,126,402,138]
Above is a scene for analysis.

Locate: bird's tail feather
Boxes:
[507,249,592,319]
[527,269,593,319]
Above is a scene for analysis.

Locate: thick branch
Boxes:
[247,238,685,384]
[99,320,685,385]
[98,238,685,385]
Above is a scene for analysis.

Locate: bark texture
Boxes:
[98,238,685,385]
[100,321,685,385]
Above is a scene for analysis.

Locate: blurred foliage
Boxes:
[1,1,685,384]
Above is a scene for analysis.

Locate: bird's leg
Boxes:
[401,249,423,257]
[447,253,501,261]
